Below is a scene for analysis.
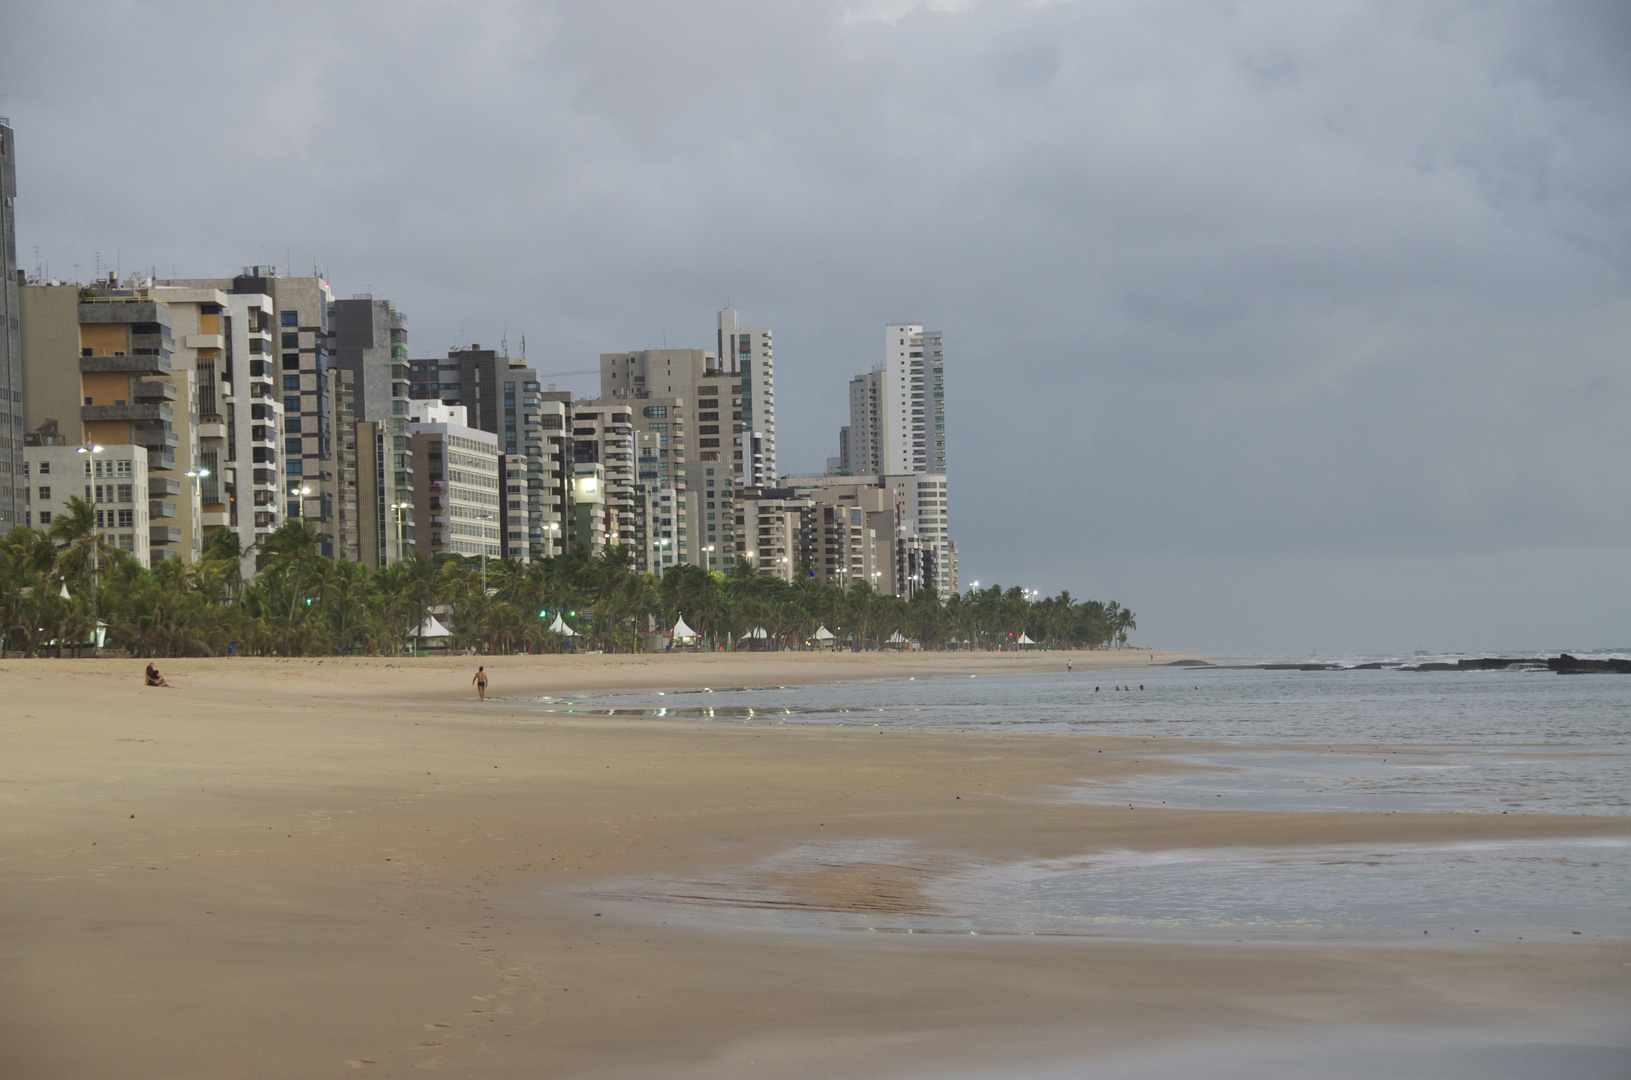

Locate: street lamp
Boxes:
[704,543,715,572]
[479,511,496,593]
[76,445,105,634]
[390,501,411,562]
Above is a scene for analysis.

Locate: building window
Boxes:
[284,395,301,412]
[281,311,298,327]
[282,354,300,370]
[286,438,302,454]
[37,486,49,500]
[643,405,668,419]
[37,461,49,475]
[118,509,134,528]
[38,511,51,524]
[283,375,300,390]
[285,417,302,434]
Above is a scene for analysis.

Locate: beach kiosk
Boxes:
[812,625,836,651]
[1017,632,1037,650]
[886,630,910,651]
[742,626,770,652]
[671,616,698,650]
[415,615,454,655]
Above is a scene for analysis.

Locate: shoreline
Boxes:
[0,647,1205,702]
[2,656,1625,1078]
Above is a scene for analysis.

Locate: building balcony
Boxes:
[198,418,228,441]
[132,424,179,450]
[83,401,172,424]
[148,450,176,472]
[80,353,172,376]
[149,500,178,520]
[185,333,225,350]
[150,525,182,546]
[133,380,178,402]
[202,509,230,528]
[149,477,182,497]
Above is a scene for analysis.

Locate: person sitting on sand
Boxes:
[144,663,173,688]
[472,665,488,702]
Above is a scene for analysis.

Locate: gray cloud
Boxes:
[3,0,1626,652]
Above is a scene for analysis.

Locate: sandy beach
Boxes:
[2,651,1626,1078]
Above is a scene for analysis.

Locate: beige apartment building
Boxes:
[19,279,203,561]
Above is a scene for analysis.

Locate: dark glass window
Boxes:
[281,333,299,349]
[281,311,298,327]
[283,375,300,391]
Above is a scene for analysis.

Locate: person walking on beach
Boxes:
[472,666,488,702]
[1067,658,1073,672]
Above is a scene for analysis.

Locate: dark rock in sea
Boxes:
[1404,657,1548,672]
[1548,654,1631,674]
[1352,662,1388,669]
[1260,663,1344,671]
[1165,660,1217,667]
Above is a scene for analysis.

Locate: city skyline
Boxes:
[2,3,1626,654]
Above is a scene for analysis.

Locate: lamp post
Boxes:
[75,444,104,636]
[479,511,496,594]
[184,467,210,555]
[389,502,412,562]
[704,543,715,573]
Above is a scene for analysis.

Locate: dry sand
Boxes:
[2,652,1626,1078]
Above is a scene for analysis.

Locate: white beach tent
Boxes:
[671,616,698,640]
[548,613,576,637]
[1017,632,1037,648]
[743,626,768,639]
[886,631,909,650]
[812,626,835,649]
[418,615,453,640]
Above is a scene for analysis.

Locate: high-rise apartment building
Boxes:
[601,326,770,566]
[162,268,338,554]
[0,120,21,530]
[407,400,499,559]
[19,280,207,561]
[329,297,413,566]
[839,325,946,476]
[825,324,954,596]
[716,309,776,485]
[409,345,566,562]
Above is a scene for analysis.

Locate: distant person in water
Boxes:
[144,663,172,688]
[1067,659,1073,672]
[472,665,488,702]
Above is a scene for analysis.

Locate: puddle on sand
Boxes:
[906,1030,1631,1080]
[578,837,1631,943]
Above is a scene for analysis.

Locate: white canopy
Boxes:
[813,626,835,641]
[743,626,768,639]
[887,631,908,643]
[1018,632,1036,645]
[549,613,576,637]
[671,616,697,639]
[417,615,453,639]
[59,580,71,600]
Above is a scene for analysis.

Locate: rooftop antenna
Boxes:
[520,334,526,360]
[500,329,508,357]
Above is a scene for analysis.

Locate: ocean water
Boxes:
[527,663,1631,816]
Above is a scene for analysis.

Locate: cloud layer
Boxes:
[4,0,1626,652]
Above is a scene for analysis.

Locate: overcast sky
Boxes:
[4,1,1627,655]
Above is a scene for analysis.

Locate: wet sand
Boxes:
[2,653,1626,1078]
